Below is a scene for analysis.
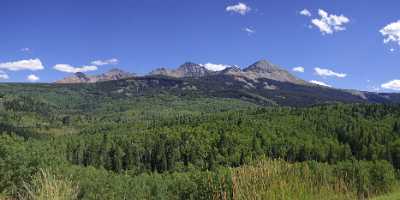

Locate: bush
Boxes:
[335,160,397,198]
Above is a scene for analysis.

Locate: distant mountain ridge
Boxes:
[52,59,400,106]
[150,62,211,78]
[56,59,309,85]
[56,68,135,84]
[148,59,308,85]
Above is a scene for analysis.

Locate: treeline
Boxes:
[63,104,400,174]
[1,133,396,200]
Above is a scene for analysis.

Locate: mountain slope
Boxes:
[47,59,400,106]
[150,62,211,78]
[56,68,135,84]
[149,60,307,85]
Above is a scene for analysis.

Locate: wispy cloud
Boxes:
[53,64,97,73]
[310,80,331,87]
[299,9,311,17]
[20,47,31,52]
[226,2,251,15]
[91,58,119,66]
[380,20,400,46]
[0,58,44,71]
[243,27,255,35]
[314,67,347,78]
[0,71,9,80]
[292,66,305,73]
[310,9,350,34]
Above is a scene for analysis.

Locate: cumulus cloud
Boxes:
[292,66,305,73]
[53,64,98,73]
[314,67,347,78]
[91,58,119,66]
[27,74,39,82]
[226,2,251,15]
[201,63,230,71]
[380,20,400,45]
[0,58,44,71]
[299,9,311,17]
[311,9,350,34]
[381,80,400,91]
[310,80,331,87]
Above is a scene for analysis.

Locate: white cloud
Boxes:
[299,9,311,17]
[314,67,347,78]
[381,80,400,91]
[311,9,350,34]
[0,58,44,71]
[226,2,251,15]
[310,80,331,87]
[380,20,400,45]
[292,66,305,73]
[53,64,98,73]
[91,58,119,66]
[27,74,39,82]
[390,48,395,52]
[201,63,230,71]
[243,27,255,34]
[20,47,31,52]
[0,71,9,80]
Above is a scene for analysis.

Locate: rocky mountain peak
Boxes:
[177,62,209,77]
[237,59,306,85]
[74,72,86,78]
[101,68,134,80]
[243,60,280,73]
[221,66,242,76]
[150,62,210,78]
[56,68,134,84]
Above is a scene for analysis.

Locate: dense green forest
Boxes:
[1,82,400,199]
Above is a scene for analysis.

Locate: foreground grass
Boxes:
[13,160,397,200]
[232,160,357,200]
[20,169,78,200]
[371,191,400,200]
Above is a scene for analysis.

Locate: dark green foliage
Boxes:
[1,81,400,199]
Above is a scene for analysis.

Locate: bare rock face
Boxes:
[55,68,135,84]
[220,66,242,75]
[57,59,308,86]
[241,60,307,84]
[150,59,307,85]
[150,62,211,78]
[97,68,134,81]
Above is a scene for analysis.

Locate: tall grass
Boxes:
[231,159,357,200]
[20,169,78,200]
[9,160,395,200]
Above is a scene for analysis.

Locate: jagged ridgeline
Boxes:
[53,59,400,106]
[1,59,400,200]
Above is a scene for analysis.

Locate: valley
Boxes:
[1,63,400,199]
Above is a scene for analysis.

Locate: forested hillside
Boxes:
[1,82,400,199]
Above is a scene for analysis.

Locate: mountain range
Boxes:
[53,59,400,106]
[56,68,136,84]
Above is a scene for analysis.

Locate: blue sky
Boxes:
[1,0,400,92]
